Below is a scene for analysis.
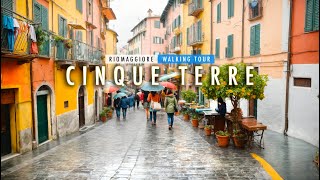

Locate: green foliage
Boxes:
[99,110,106,117]
[204,125,213,130]
[35,27,49,48]
[53,35,65,42]
[201,63,268,101]
[191,113,200,120]
[216,130,230,137]
[181,90,197,103]
[181,108,188,115]
[233,129,246,139]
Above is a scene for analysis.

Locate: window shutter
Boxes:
[198,20,202,41]
[41,6,49,30]
[187,28,189,44]
[76,0,82,13]
[2,0,13,16]
[217,3,221,23]
[180,33,182,45]
[228,0,230,18]
[197,49,201,55]
[64,19,68,38]
[34,3,42,24]
[58,15,63,36]
[230,0,234,17]
[305,0,314,32]
[255,24,260,55]
[314,0,319,30]
[215,39,220,58]
[227,34,233,58]
[250,26,256,56]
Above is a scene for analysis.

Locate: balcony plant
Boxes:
[204,125,213,136]
[181,90,197,103]
[215,130,230,147]
[64,39,73,49]
[201,63,268,147]
[53,35,64,43]
[35,27,49,48]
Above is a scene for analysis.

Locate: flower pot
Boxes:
[191,119,199,127]
[215,133,230,147]
[108,112,113,118]
[232,136,247,148]
[101,116,107,122]
[183,114,189,121]
[175,111,180,116]
[204,128,211,136]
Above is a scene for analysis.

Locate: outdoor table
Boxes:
[203,111,226,134]
[241,118,267,149]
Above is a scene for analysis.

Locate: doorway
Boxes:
[1,105,11,156]
[37,95,49,144]
[78,86,85,128]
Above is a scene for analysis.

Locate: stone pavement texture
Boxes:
[0,109,275,179]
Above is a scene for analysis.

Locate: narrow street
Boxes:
[1,109,270,179]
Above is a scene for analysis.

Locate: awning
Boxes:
[68,23,86,30]
[102,7,116,20]
[85,21,97,29]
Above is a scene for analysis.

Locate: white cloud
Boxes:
[108,0,167,50]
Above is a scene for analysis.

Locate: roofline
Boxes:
[106,28,118,36]
[160,0,174,23]
[130,16,161,32]
[127,30,146,43]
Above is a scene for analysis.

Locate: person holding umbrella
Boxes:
[147,91,161,125]
[120,96,129,119]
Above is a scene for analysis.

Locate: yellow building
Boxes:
[105,28,118,81]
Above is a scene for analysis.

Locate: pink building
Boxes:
[128,9,166,81]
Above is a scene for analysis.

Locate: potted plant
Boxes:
[191,113,199,127]
[181,90,197,103]
[100,110,107,122]
[204,125,213,136]
[232,129,247,148]
[35,26,49,49]
[181,108,189,121]
[53,35,64,43]
[201,63,268,148]
[215,130,230,147]
[64,39,73,49]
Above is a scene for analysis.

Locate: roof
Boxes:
[160,0,174,23]
[130,16,161,32]
[106,28,118,36]
[127,29,146,43]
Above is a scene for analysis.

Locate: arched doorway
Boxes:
[36,86,51,144]
[78,86,85,128]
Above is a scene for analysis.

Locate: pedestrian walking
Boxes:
[164,89,178,130]
[114,97,121,119]
[143,91,150,120]
[160,89,166,108]
[147,91,161,125]
[120,96,129,119]
[107,94,112,107]
[135,93,140,109]
[129,94,135,111]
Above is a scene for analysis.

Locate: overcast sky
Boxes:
[109,0,167,50]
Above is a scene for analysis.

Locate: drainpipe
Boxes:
[30,59,36,143]
[210,0,213,55]
[241,0,245,63]
[284,0,293,136]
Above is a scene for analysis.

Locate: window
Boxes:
[215,39,220,58]
[226,34,234,58]
[58,15,67,37]
[294,78,312,87]
[76,0,82,13]
[88,0,92,15]
[64,101,69,108]
[249,0,263,20]
[250,24,260,56]
[228,0,234,18]
[34,2,49,56]
[305,0,319,32]
[154,20,161,28]
[217,3,221,23]
[153,37,163,44]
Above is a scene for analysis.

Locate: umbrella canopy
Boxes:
[160,82,177,90]
[159,72,181,81]
[113,92,127,99]
[141,82,164,92]
[103,81,120,93]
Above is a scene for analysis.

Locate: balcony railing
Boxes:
[188,0,203,16]
[1,7,35,59]
[188,32,204,46]
[55,39,102,64]
[248,0,263,20]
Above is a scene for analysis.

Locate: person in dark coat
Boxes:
[114,97,121,119]
[143,91,150,120]
[107,94,112,106]
[215,97,227,117]
[120,96,129,119]
[135,93,140,109]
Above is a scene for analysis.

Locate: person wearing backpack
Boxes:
[114,97,121,119]
[164,89,178,130]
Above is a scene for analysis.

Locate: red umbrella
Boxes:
[104,86,119,93]
[160,82,177,90]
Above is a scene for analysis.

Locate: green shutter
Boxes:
[228,34,233,58]
[228,0,230,18]
[64,19,68,38]
[58,15,63,36]
[250,26,256,56]
[33,3,42,24]
[230,0,234,17]
[2,0,13,16]
[178,15,181,27]
[41,6,48,30]
[197,20,202,41]
[76,0,83,13]
[187,28,189,44]
[305,0,314,32]
[314,0,319,30]
[255,24,260,55]
[215,39,220,58]
[217,3,221,23]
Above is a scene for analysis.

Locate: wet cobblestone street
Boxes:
[1,109,270,179]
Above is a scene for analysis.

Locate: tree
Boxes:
[181,90,197,103]
[201,63,268,131]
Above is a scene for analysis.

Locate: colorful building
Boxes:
[288,0,319,146]
[105,28,118,81]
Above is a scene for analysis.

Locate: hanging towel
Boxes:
[14,21,29,54]
[13,18,20,39]
[2,15,15,52]
[29,25,37,42]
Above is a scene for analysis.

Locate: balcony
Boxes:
[188,0,204,17]
[173,27,181,35]
[171,46,181,53]
[188,32,204,46]
[1,7,38,63]
[248,0,263,21]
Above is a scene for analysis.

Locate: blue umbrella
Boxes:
[159,72,181,81]
[113,92,127,99]
[141,82,164,92]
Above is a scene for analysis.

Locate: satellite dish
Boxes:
[251,0,258,8]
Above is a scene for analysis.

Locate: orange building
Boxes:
[288,0,319,146]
